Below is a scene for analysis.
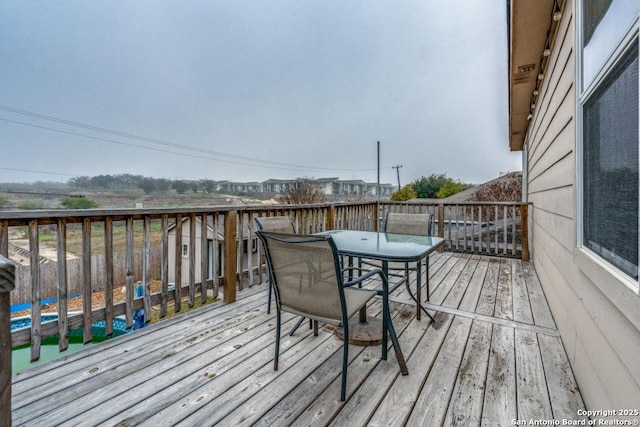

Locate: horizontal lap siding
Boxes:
[525,0,640,408]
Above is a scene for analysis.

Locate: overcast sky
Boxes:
[0,1,521,187]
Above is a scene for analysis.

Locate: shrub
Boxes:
[60,197,98,209]
[18,201,43,210]
[391,185,417,201]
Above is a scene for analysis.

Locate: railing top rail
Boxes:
[0,200,528,226]
[383,201,529,206]
[0,201,381,224]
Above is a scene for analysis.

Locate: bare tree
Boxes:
[278,178,325,204]
[473,172,522,202]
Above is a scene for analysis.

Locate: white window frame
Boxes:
[576,0,639,293]
[182,244,189,258]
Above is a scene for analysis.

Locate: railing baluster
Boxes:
[174,214,182,313]
[29,220,41,361]
[485,205,491,254]
[236,213,243,291]
[503,205,508,256]
[512,204,517,257]
[201,213,208,304]
[212,213,220,298]
[125,216,134,327]
[188,213,196,307]
[82,218,92,344]
[247,212,254,287]
[57,219,70,349]
[144,216,152,318]
[462,206,468,252]
[521,204,530,261]
[104,219,113,337]
[494,205,499,255]
[223,211,238,303]
[161,214,169,318]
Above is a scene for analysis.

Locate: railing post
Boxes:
[373,202,379,232]
[1,255,16,426]
[326,205,336,231]
[223,211,238,303]
[520,203,530,262]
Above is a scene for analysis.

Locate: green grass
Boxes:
[35,221,164,255]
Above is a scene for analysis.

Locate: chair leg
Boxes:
[313,320,319,336]
[425,258,430,302]
[341,320,349,401]
[267,281,272,314]
[289,317,307,336]
[382,299,409,375]
[274,309,281,370]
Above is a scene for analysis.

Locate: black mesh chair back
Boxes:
[384,212,433,235]
[254,216,296,313]
[256,231,385,401]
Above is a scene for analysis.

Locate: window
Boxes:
[242,238,258,254]
[579,0,639,284]
[182,244,188,257]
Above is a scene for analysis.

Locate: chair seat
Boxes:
[283,287,376,326]
[344,288,378,318]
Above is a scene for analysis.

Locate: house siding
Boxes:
[524,0,640,409]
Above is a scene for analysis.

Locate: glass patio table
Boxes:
[320,230,445,375]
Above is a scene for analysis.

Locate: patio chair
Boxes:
[363,212,434,301]
[254,216,297,314]
[255,231,393,401]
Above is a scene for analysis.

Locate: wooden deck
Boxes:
[10,252,585,426]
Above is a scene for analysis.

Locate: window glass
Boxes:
[583,0,638,88]
[583,42,639,278]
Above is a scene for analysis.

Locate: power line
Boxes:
[0,106,382,173]
[0,166,77,177]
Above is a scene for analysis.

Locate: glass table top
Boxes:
[321,230,444,262]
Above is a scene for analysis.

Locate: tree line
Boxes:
[391,173,473,201]
[69,174,218,195]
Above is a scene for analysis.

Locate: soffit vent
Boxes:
[513,63,537,84]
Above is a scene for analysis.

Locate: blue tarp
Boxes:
[133,281,146,330]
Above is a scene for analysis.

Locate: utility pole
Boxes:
[392,164,403,188]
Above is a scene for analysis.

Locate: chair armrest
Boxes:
[343,267,388,289]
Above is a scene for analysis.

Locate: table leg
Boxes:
[416,259,422,321]
[425,256,430,302]
[382,261,408,375]
[355,255,367,323]
[404,257,435,322]
[335,255,382,345]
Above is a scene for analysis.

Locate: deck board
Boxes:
[11,253,585,426]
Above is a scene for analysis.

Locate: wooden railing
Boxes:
[380,201,529,260]
[0,200,528,420]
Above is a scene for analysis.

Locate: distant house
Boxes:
[314,177,339,195]
[366,182,395,197]
[220,181,261,193]
[167,217,222,288]
[257,177,394,197]
[509,0,639,408]
[260,179,294,194]
[167,216,260,289]
[332,179,367,196]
